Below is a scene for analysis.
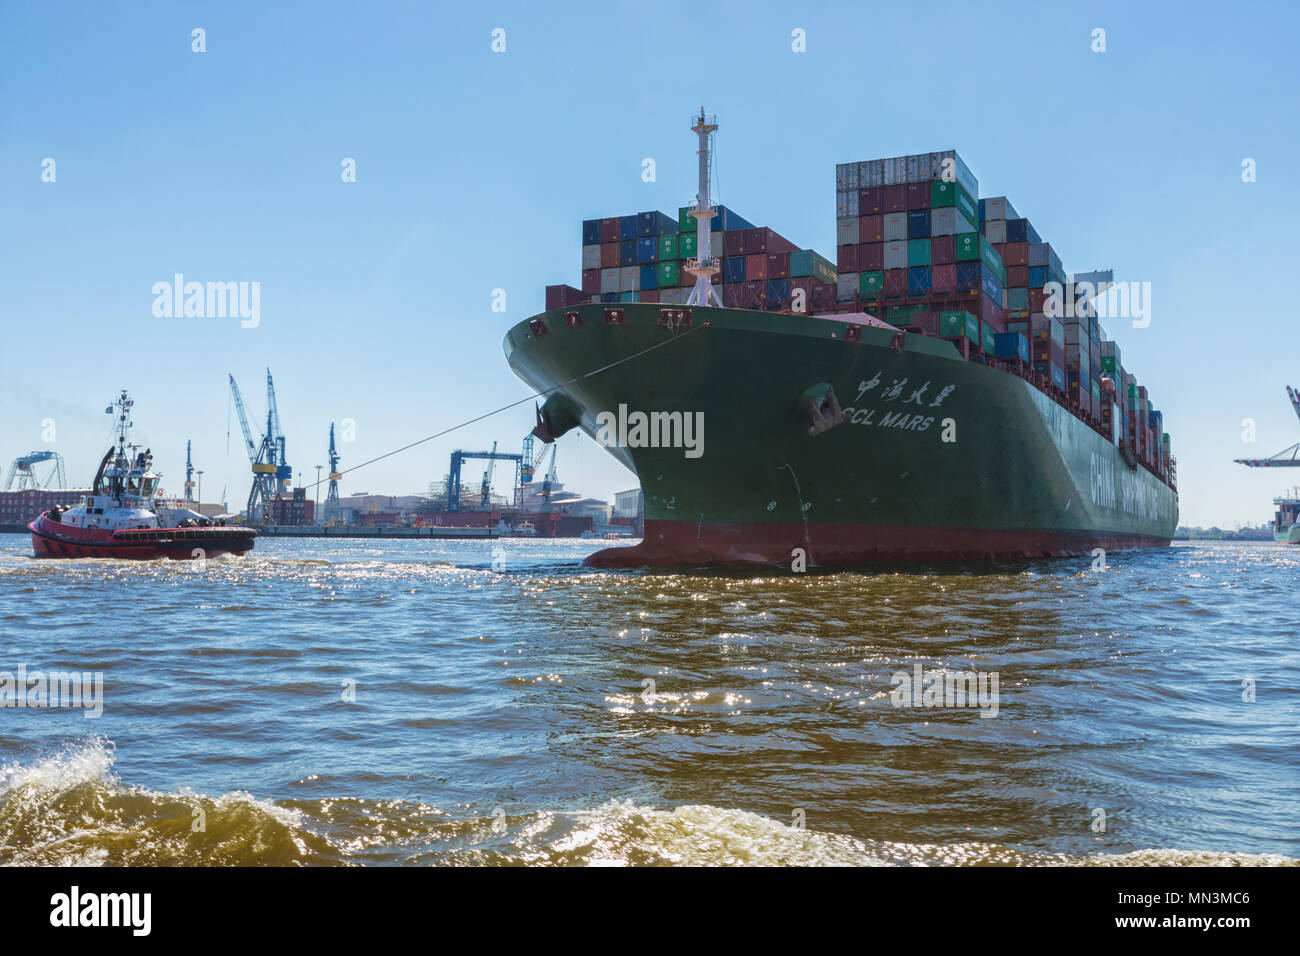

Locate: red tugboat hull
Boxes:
[28,515,257,560]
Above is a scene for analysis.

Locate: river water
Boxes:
[0,534,1295,865]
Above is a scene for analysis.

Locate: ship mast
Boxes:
[684,108,722,308]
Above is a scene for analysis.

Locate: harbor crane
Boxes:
[184,440,196,501]
[322,423,342,524]
[228,369,293,523]
[479,441,498,509]
[446,447,522,512]
[1235,386,1300,467]
[4,450,67,491]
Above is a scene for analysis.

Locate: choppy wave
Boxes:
[2,742,1292,867]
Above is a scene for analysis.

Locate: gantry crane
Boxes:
[4,451,66,490]
[1235,386,1300,467]
[446,447,522,511]
[322,423,342,524]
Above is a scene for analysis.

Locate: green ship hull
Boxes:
[504,303,1178,567]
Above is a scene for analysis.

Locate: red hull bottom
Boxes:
[584,518,1172,568]
[29,517,256,560]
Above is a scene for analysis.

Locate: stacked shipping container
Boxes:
[551,205,836,311]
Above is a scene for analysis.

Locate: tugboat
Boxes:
[1273,490,1300,544]
[28,391,257,560]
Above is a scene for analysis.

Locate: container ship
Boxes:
[1271,493,1300,543]
[505,110,1178,566]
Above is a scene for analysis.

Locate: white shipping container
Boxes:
[883,213,908,241]
[709,232,723,259]
[983,197,1009,222]
[955,210,976,235]
[837,188,860,218]
[619,266,640,292]
[600,268,620,293]
[582,244,602,270]
[837,217,860,246]
[929,150,979,200]
[659,287,679,305]
[836,163,859,190]
[883,241,907,270]
[984,220,1007,244]
[859,159,884,187]
[883,157,907,184]
[837,273,859,301]
[930,208,957,236]
[906,154,931,182]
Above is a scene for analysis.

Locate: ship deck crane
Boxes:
[1235,386,1300,467]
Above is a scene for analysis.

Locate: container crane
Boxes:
[322,423,342,524]
[4,451,66,491]
[1235,386,1300,467]
[228,372,279,524]
[184,440,196,501]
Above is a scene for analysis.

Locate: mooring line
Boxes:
[306,322,709,492]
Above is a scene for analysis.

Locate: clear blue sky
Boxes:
[2,0,1296,528]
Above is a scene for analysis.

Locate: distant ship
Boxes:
[29,391,257,560]
[1273,492,1300,544]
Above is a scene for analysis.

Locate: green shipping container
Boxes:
[859,271,884,299]
[790,250,813,276]
[939,310,979,343]
[1092,380,1102,403]
[659,234,678,261]
[907,238,931,267]
[931,180,978,226]
[811,252,836,285]
[981,323,996,355]
[658,261,679,286]
[678,206,697,233]
[955,233,979,261]
[883,303,926,322]
[679,233,698,259]
[978,236,1006,285]
[1101,355,1119,372]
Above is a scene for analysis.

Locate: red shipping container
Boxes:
[640,290,660,304]
[931,263,957,293]
[1029,288,1048,313]
[769,231,797,254]
[931,235,955,265]
[1002,242,1028,267]
[767,251,790,278]
[812,283,835,308]
[581,268,600,294]
[723,231,746,257]
[746,228,769,255]
[906,182,931,209]
[745,253,768,281]
[742,280,764,309]
[600,218,620,242]
[882,184,907,213]
[545,284,581,310]
[722,284,741,308]
[884,269,907,297]
[600,242,621,268]
[837,244,859,273]
[858,242,883,271]
[859,214,883,243]
[925,234,954,266]
[1006,265,1028,288]
[859,186,884,215]
[979,293,1004,331]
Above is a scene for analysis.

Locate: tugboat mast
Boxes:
[684,108,722,308]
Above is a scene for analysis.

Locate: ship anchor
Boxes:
[802,384,850,436]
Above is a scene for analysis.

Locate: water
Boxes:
[0,533,1295,866]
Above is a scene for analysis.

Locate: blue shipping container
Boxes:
[601,292,619,303]
[981,267,1003,304]
[1006,286,1029,310]
[1025,220,1041,245]
[636,237,659,264]
[907,209,931,239]
[582,219,601,244]
[907,266,932,295]
[1005,219,1028,243]
[994,331,1030,362]
[766,278,790,303]
[639,264,658,290]
[955,261,982,294]
[1028,265,1048,289]
[620,215,639,241]
[639,210,678,237]
[620,240,638,266]
[723,256,747,284]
